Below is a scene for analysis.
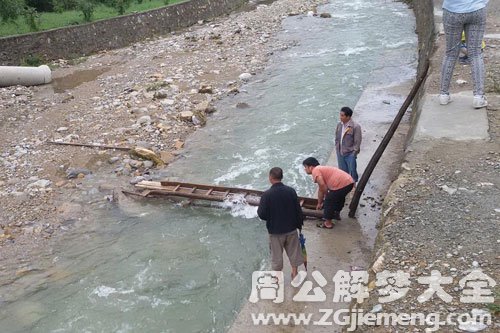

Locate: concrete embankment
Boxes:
[351,0,500,332]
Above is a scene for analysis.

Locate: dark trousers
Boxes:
[323,183,354,219]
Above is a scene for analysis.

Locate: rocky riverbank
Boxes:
[353,1,500,332]
[0,0,328,265]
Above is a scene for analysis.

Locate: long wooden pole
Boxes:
[46,141,131,151]
[348,62,429,218]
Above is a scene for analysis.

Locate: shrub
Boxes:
[23,6,40,31]
[53,0,79,13]
[21,54,44,66]
[109,0,133,15]
[78,0,95,22]
[0,0,25,22]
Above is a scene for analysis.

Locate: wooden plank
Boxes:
[160,181,264,196]
[133,180,322,218]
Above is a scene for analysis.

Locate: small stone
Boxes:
[160,151,175,164]
[108,157,120,164]
[195,100,216,114]
[239,73,252,82]
[56,127,68,132]
[137,115,151,126]
[319,12,332,18]
[440,185,457,195]
[174,140,184,150]
[130,176,145,185]
[179,111,194,122]
[55,180,67,187]
[371,304,383,313]
[161,99,175,106]
[198,85,213,94]
[153,89,168,99]
[401,162,411,171]
[236,102,250,109]
[66,168,91,179]
[28,179,51,188]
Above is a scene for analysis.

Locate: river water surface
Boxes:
[0,0,417,332]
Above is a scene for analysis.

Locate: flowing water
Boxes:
[0,0,417,332]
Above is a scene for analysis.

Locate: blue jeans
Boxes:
[337,151,358,182]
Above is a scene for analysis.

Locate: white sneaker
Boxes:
[439,94,451,105]
[473,95,488,109]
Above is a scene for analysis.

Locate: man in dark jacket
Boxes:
[257,167,304,279]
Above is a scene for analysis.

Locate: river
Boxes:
[0,0,417,332]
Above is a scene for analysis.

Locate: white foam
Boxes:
[382,39,416,49]
[92,285,134,298]
[219,194,258,219]
[274,123,294,134]
[339,46,370,56]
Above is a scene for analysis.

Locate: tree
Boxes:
[0,0,25,22]
[23,6,40,31]
[25,0,53,12]
[112,0,133,15]
[53,0,79,13]
[78,0,95,22]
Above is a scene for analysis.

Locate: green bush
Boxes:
[108,0,133,15]
[78,0,95,22]
[53,0,79,12]
[23,6,40,31]
[0,0,25,22]
[21,54,44,66]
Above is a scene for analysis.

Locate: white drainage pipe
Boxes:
[0,65,52,87]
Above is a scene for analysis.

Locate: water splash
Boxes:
[218,194,258,219]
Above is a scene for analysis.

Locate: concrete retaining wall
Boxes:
[0,0,247,66]
[406,0,436,144]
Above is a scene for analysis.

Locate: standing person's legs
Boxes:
[344,152,359,182]
[283,231,304,279]
[337,151,349,174]
[464,8,486,97]
[269,234,285,271]
[440,9,465,96]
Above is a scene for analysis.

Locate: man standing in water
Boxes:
[335,106,362,182]
[257,167,304,279]
[303,157,354,228]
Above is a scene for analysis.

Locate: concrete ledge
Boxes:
[413,92,489,141]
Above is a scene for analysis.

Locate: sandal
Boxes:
[316,222,334,229]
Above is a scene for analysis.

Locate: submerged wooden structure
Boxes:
[124,181,323,219]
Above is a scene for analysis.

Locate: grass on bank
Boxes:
[0,0,185,38]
